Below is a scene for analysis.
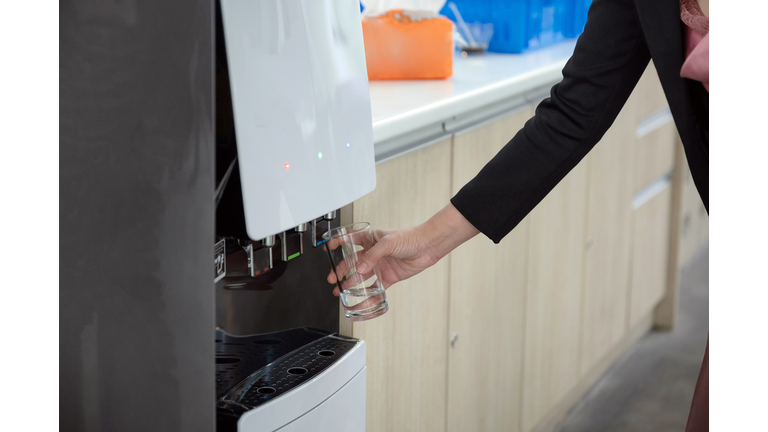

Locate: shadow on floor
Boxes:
[552,245,709,432]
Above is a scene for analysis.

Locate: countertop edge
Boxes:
[370,59,568,144]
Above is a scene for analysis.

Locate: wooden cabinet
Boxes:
[522,160,588,432]
[634,61,669,122]
[659,155,708,330]
[344,61,696,432]
[629,184,673,328]
[580,101,637,375]
[349,138,453,432]
[633,122,677,194]
[447,108,533,432]
[627,61,681,328]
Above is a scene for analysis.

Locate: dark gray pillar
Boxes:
[60,0,215,431]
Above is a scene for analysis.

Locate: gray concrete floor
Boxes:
[552,245,709,432]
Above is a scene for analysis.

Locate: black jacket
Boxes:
[451,0,709,243]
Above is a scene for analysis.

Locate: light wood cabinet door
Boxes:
[580,101,638,375]
[522,158,588,432]
[634,62,668,122]
[447,108,534,432]
[633,121,677,194]
[629,184,673,328]
[350,138,453,432]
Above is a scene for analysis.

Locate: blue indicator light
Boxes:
[345,142,350,148]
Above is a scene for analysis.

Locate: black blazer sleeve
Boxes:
[450,0,652,244]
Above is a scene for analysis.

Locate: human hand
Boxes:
[326,203,480,296]
[325,226,442,296]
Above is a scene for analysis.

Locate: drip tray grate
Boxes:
[215,328,357,415]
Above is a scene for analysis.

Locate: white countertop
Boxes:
[369,40,577,145]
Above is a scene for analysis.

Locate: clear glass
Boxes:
[323,222,389,321]
[456,22,494,52]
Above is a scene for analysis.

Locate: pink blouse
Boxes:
[680,0,709,91]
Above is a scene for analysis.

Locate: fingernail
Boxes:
[357,263,368,273]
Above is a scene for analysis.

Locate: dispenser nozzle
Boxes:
[261,235,276,248]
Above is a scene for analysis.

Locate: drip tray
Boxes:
[215,328,358,422]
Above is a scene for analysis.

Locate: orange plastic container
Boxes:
[362,10,454,80]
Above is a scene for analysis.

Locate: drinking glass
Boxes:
[323,222,389,321]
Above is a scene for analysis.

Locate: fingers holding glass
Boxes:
[323,223,389,321]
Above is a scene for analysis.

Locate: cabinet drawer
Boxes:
[634,121,677,194]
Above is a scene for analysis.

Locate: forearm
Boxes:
[417,203,480,262]
[451,0,650,244]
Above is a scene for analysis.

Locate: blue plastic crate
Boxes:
[441,0,590,54]
[488,1,528,53]
[439,0,491,23]
[487,0,568,53]
[563,0,592,38]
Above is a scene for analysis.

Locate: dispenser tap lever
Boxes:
[280,231,304,262]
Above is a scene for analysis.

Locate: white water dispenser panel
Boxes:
[221,0,376,240]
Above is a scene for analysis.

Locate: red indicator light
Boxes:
[254,270,261,276]
[263,267,269,272]
[284,163,290,170]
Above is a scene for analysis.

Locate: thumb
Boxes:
[356,235,395,274]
